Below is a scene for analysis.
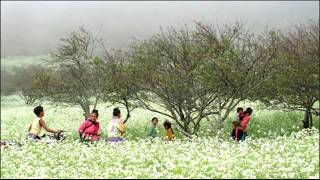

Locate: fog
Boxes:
[1,1,319,57]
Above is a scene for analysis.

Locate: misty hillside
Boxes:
[1,1,318,57]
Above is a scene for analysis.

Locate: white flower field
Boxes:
[1,96,319,178]
[1,1,319,179]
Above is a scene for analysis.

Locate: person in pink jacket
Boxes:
[240,107,253,140]
[78,109,100,142]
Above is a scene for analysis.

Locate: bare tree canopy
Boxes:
[259,20,320,128]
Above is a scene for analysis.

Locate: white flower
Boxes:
[1,96,319,178]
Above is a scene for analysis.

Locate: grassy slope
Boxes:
[1,55,49,71]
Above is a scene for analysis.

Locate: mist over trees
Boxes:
[1,1,318,57]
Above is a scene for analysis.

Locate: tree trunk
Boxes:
[93,96,99,111]
[309,111,313,128]
[205,116,216,136]
[123,111,131,124]
[216,113,223,138]
[183,120,191,135]
[303,107,311,129]
[176,127,193,139]
[123,100,131,124]
[303,110,309,128]
[215,99,225,131]
[80,103,90,118]
[174,117,193,138]
[192,123,201,136]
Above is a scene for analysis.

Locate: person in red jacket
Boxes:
[78,109,100,142]
[240,107,253,140]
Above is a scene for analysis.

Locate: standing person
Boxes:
[240,107,253,140]
[107,108,125,144]
[163,120,175,141]
[231,121,244,143]
[27,106,61,141]
[78,109,100,142]
[147,117,159,138]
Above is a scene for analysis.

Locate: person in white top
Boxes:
[107,108,125,144]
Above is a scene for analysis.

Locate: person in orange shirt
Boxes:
[163,120,175,141]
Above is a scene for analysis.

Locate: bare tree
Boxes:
[259,20,320,128]
[46,27,104,116]
[131,22,280,137]
[100,48,140,123]
[196,22,281,134]
[132,24,221,137]
[19,67,50,105]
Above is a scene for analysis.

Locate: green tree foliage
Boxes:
[197,22,280,132]
[45,27,105,116]
[260,20,319,128]
[100,49,140,123]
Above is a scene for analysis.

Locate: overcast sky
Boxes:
[1,1,319,57]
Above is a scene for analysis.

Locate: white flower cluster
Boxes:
[1,97,319,178]
[1,129,319,179]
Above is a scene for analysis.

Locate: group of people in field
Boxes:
[23,105,252,144]
[25,106,176,144]
[230,107,253,143]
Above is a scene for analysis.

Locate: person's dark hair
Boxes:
[34,106,44,116]
[246,107,253,115]
[113,108,121,116]
[237,107,244,113]
[92,109,99,117]
[151,117,158,122]
[163,120,172,129]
